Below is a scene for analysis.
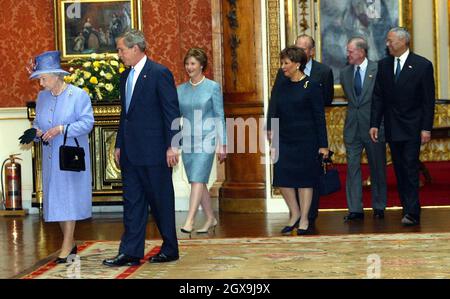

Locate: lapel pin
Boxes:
[408,65,413,69]
[304,81,309,89]
[143,75,147,78]
[369,75,373,78]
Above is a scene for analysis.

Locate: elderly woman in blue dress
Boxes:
[178,48,227,235]
[30,51,94,263]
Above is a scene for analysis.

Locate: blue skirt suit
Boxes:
[267,76,328,188]
[177,78,227,183]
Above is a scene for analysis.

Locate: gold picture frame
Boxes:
[54,0,142,61]
[284,0,413,98]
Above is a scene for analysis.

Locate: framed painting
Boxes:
[316,0,413,96]
[54,0,142,61]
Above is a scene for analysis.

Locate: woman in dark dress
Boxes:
[267,46,329,235]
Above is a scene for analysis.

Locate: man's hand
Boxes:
[421,130,431,144]
[369,127,379,143]
[167,147,179,167]
[114,148,121,169]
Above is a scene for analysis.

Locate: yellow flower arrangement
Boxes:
[65,53,125,101]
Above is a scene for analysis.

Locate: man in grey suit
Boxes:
[340,37,387,221]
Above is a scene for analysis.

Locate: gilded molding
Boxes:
[298,0,309,33]
[267,0,281,89]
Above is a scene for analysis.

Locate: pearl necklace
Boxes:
[189,76,206,86]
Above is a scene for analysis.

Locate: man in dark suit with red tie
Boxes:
[103,29,181,266]
[370,27,435,226]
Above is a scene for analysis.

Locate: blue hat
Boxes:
[29,51,70,79]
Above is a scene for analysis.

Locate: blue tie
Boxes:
[354,66,362,98]
[125,68,135,113]
[395,58,401,82]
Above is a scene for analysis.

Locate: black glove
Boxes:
[19,128,48,145]
[19,128,37,144]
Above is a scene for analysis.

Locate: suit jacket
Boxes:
[340,60,384,143]
[115,58,181,166]
[370,52,435,142]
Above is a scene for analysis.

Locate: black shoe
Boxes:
[148,252,179,263]
[373,209,385,219]
[344,212,364,222]
[102,253,141,267]
[54,245,78,264]
[281,218,300,235]
[297,225,313,236]
[401,214,420,226]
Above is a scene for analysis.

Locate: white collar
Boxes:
[396,49,410,62]
[355,58,368,71]
[132,55,147,73]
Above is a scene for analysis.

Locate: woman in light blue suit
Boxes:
[177,48,227,235]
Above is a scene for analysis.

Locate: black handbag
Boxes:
[59,124,86,172]
[318,151,341,196]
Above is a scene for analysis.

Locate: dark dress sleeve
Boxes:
[309,81,328,148]
[266,69,283,131]
[323,67,334,106]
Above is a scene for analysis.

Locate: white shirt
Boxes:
[304,59,313,76]
[354,58,368,86]
[393,49,410,74]
[126,55,147,95]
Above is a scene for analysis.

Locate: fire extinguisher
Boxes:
[1,154,23,210]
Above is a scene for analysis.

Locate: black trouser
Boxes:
[119,155,179,258]
[389,139,422,221]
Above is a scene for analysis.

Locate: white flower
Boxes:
[105,83,114,92]
[90,53,98,59]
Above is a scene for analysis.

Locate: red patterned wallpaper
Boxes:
[0,0,213,107]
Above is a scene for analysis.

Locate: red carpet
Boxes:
[320,162,450,209]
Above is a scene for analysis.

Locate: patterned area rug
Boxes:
[21,233,450,279]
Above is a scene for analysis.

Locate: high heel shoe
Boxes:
[196,219,218,234]
[55,245,78,264]
[297,225,313,236]
[180,226,193,238]
[281,218,300,235]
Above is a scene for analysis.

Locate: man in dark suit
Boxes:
[271,34,334,227]
[340,37,387,222]
[370,27,435,226]
[103,29,181,266]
